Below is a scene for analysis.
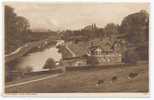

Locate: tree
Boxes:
[120,10,149,44]
[5,5,17,34]
[5,5,30,54]
[5,5,17,54]
[120,10,149,60]
[123,47,140,64]
[104,23,120,37]
[87,56,99,66]
[15,16,30,33]
[15,16,31,43]
[43,58,56,69]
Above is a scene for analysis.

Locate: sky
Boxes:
[5,3,149,31]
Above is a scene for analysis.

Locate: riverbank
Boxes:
[5,39,57,63]
[56,45,73,58]
[5,39,60,82]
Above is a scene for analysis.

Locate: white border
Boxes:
[0,0,153,99]
[3,93,150,97]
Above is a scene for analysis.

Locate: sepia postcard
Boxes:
[3,1,150,97]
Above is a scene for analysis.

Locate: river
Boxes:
[15,40,63,72]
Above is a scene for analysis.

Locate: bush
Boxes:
[122,49,138,64]
[135,46,148,61]
[43,58,56,69]
[87,56,99,66]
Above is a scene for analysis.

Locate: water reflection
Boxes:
[16,45,62,72]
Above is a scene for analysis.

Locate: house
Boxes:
[62,38,123,66]
[87,42,122,64]
[87,45,102,56]
[63,43,122,67]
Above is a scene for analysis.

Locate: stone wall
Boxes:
[63,58,87,67]
[92,53,122,64]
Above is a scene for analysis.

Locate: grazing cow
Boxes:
[128,72,138,79]
[96,79,104,86]
[111,76,118,82]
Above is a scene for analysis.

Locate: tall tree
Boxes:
[5,5,30,54]
[43,58,56,69]
[5,5,17,54]
[16,16,30,33]
[120,10,149,60]
[104,23,120,37]
[120,10,149,45]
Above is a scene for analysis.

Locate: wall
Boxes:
[92,53,122,64]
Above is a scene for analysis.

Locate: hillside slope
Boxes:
[5,63,148,93]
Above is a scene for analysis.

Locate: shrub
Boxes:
[43,58,56,69]
[87,56,99,66]
[122,48,138,64]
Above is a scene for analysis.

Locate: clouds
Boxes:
[6,3,149,31]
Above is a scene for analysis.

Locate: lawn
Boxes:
[5,63,148,93]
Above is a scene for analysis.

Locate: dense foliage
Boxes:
[120,10,149,44]
[120,10,149,60]
[5,5,59,54]
[5,5,30,54]
[43,58,56,69]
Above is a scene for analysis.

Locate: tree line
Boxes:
[5,5,30,54]
[5,5,57,54]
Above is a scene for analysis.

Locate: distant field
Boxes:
[5,63,148,93]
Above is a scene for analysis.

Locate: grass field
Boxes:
[5,63,148,93]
